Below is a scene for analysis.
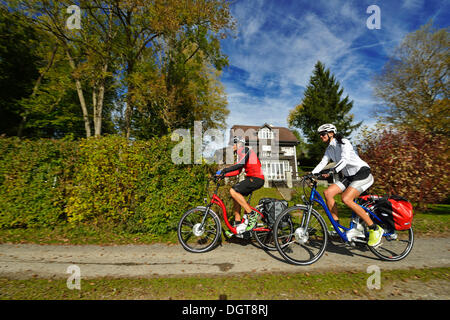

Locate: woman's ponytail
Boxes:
[335,133,344,144]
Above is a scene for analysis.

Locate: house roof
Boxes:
[230,124,299,144]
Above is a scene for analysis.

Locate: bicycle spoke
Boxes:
[368,228,414,261]
[274,206,328,265]
[177,208,220,253]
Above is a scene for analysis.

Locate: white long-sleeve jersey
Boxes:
[311,138,369,177]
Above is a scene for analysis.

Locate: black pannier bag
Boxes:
[258,198,288,226]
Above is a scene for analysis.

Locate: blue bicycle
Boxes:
[273,174,414,265]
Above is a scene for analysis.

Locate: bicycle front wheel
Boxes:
[274,205,328,265]
[177,207,221,253]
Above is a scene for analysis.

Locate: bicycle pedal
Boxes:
[225,230,234,238]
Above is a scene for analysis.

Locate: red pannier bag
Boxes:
[358,195,413,231]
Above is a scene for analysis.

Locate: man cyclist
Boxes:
[312,123,384,247]
[216,136,265,235]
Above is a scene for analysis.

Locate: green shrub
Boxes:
[65,135,214,235]
[0,135,215,234]
[0,137,78,228]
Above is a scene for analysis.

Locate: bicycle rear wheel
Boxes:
[368,227,414,261]
[274,205,328,265]
[177,207,221,253]
[252,215,293,251]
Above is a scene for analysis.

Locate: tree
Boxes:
[129,56,229,139]
[0,7,40,136]
[8,0,120,138]
[110,0,234,138]
[288,61,361,164]
[290,129,309,165]
[18,45,118,139]
[373,22,449,135]
[5,0,234,139]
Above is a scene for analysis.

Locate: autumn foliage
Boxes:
[358,128,449,207]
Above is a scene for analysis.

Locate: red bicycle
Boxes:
[177,176,292,253]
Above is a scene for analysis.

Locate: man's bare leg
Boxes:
[232,198,242,223]
[230,188,252,214]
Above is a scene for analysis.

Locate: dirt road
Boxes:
[0,237,449,279]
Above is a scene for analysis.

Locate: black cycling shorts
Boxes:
[232,177,264,196]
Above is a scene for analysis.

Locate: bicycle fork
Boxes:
[199,203,213,230]
[291,204,313,244]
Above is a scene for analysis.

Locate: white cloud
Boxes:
[401,0,425,10]
[227,1,373,90]
[220,0,440,139]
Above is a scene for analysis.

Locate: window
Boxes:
[258,128,274,139]
[281,147,294,156]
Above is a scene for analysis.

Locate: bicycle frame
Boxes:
[304,178,390,243]
[202,178,267,235]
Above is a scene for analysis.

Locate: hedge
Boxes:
[0,135,214,234]
[357,128,449,207]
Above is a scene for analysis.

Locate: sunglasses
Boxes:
[319,132,328,137]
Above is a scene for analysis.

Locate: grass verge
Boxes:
[0,267,448,300]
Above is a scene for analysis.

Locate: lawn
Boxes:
[0,267,448,300]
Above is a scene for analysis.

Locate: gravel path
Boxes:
[0,237,449,280]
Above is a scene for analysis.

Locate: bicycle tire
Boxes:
[274,205,328,265]
[177,206,221,253]
[368,227,414,261]
[252,214,294,251]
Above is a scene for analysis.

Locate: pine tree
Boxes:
[288,61,361,164]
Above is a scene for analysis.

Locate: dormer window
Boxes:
[258,127,274,139]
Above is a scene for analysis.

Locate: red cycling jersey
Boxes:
[222,146,265,180]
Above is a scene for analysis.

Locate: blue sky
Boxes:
[219,0,449,138]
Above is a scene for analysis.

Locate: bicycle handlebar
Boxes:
[301,169,336,181]
[211,173,225,183]
[301,173,321,181]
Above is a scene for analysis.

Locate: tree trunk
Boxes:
[66,49,92,138]
[93,64,108,137]
[125,93,133,140]
[124,59,135,140]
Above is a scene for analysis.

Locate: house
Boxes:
[216,123,299,186]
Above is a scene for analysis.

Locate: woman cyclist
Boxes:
[311,124,384,247]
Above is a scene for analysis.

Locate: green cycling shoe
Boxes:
[368,225,384,247]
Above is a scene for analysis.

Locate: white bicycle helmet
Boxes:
[317,123,337,134]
